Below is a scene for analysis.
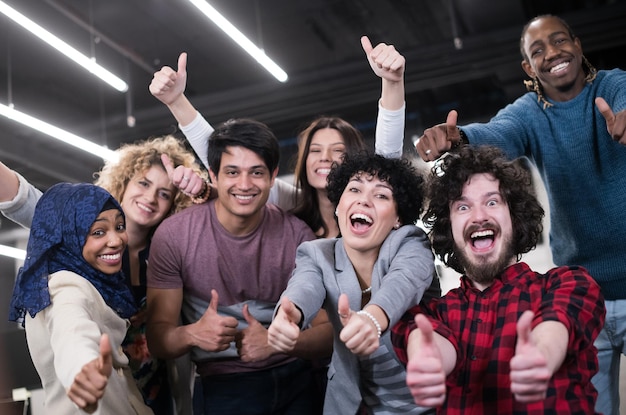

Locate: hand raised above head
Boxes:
[415,110,461,161]
[361,36,405,83]
[149,52,188,105]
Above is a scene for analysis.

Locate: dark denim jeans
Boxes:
[200,359,319,414]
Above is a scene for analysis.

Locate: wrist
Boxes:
[357,310,382,338]
[453,128,469,150]
[191,180,211,204]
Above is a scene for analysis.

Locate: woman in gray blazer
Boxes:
[269,152,439,415]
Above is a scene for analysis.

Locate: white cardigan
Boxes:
[25,271,152,415]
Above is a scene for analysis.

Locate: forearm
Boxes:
[0,162,19,202]
[380,77,404,111]
[290,320,333,360]
[146,322,194,359]
[532,321,568,375]
[375,99,405,159]
[166,94,198,126]
[179,112,214,170]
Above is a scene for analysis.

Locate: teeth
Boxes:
[351,213,372,223]
[550,62,569,73]
[137,203,153,213]
[317,168,331,174]
[100,253,121,261]
[235,195,253,200]
[471,230,494,239]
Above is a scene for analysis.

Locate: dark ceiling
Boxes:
[1,0,626,202]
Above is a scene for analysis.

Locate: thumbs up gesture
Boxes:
[405,314,447,407]
[161,153,205,196]
[149,52,188,105]
[193,289,239,352]
[360,36,405,83]
[67,333,113,413]
[596,97,626,144]
[268,296,303,353]
[236,304,275,362]
[510,310,551,402]
[338,294,380,356]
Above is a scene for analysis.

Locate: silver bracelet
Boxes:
[357,309,382,338]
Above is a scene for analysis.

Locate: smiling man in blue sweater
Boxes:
[414,14,626,415]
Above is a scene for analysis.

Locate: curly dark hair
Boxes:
[326,151,425,226]
[422,145,544,274]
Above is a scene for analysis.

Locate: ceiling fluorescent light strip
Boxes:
[188,0,288,83]
[0,244,25,260]
[0,103,118,162]
[0,1,128,92]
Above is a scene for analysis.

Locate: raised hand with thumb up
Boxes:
[338,294,381,356]
[405,314,447,408]
[268,296,303,353]
[67,333,113,413]
[510,310,551,402]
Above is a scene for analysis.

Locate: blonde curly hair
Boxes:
[93,135,206,215]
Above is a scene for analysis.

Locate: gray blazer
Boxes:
[281,225,438,414]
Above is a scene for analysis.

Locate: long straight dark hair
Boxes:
[291,116,367,237]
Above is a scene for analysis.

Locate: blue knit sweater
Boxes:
[462,69,626,300]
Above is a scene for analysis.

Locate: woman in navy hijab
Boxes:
[9,183,152,414]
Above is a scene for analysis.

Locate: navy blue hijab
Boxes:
[9,183,137,325]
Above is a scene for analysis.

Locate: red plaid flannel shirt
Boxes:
[392,262,605,415]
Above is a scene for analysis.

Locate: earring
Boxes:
[582,55,598,83]
[523,76,552,110]
[335,208,339,216]
[393,223,400,229]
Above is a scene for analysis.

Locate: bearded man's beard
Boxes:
[454,234,516,286]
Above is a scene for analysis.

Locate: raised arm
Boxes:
[361,36,406,158]
[149,52,196,126]
[0,161,20,202]
[414,110,463,161]
[0,161,42,228]
[149,52,213,169]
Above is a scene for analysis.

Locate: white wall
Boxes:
[438,165,555,294]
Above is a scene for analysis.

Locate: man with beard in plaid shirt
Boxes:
[392,145,605,414]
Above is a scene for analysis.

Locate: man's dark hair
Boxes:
[519,14,576,61]
[422,145,544,274]
[326,151,426,226]
[207,118,280,175]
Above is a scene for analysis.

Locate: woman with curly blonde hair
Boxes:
[0,134,206,415]
[95,135,205,216]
